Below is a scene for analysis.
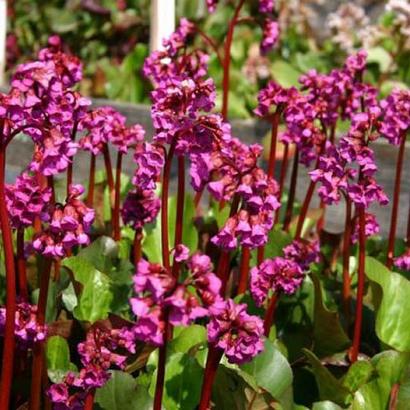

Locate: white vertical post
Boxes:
[150,0,175,52]
[0,0,6,86]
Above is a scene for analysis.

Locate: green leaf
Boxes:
[303,349,351,406]
[169,325,207,354]
[46,336,72,383]
[365,257,410,351]
[241,339,293,401]
[311,274,350,357]
[342,361,374,393]
[312,402,343,410]
[271,60,301,87]
[143,194,198,263]
[63,256,113,323]
[367,47,393,73]
[352,350,410,409]
[95,371,153,410]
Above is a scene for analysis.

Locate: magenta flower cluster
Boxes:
[32,185,95,258]
[48,326,134,409]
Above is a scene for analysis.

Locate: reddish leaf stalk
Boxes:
[386,134,406,269]
[171,156,185,278]
[113,152,123,241]
[342,196,352,321]
[86,154,96,208]
[237,246,251,294]
[263,293,278,337]
[133,228,143,265]
[17,227,28,301]
[283,147,299,231]
[216,194,241,295]
[0,148,17,410]
[198,346,224,410]
[221,0,246,120]
[84,389,95,410]
[66,122,78,196]
[103,144,115,208]
[294,180,317,240]
[274,142,289,225]
[29,258,52,410]
[389,383,400,410]
[350,207,366,363]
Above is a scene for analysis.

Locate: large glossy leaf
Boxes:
[271,60,301,87]
[312,402,343,410]
[143,194,198,263]
[95,371,153,410]
[241,338,293,402]
[169,325,207,354]
[365,257,410,351]
[63,256,113,323]
[311,274,350,357]
[303,349,351,406]
[352,350,410,409]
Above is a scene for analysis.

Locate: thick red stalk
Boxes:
[161,143,176,270]
[103,144,115,209]
[294,180,317,240]
[153,320,170,410]
[113,152,123,241]
[283,148,299,231]
[29,258,52,410]
[237,246,251,295]
[84,389,95,410]
[66,122,78,196]
[350,207,366,363]
[389,383,400,410]
[171,156,185,278]
[221,0,246,120]
[342,196,352,320]
[274,143,289,225]
[386,135,406,269]
[0,148,17,410]
[267,111,280,179]
[17,228,28,301]
[216,195,240,295]
[263,293,278,337]
[133,228,143,265]
[198,346,224,410]
[86,154,96,208]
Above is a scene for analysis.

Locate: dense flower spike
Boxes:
[379,89,410,145]
[394,249,410,272]
[260,19,280,54]
[130,254,221,346]
[5,172,52,229]
[250,257,304,306]
[48,326,134,409]
[207,299,264,364]
[0,303,47,349]
[351,212,380,243]
[283,239,320,271]
[206,0,219,13]
[259,0,275,14]
[32,184,95,258]
[254,81,295,118]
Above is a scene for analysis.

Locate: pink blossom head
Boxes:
[351,212,380,243]
[207,299,264,364]
[283,239,320,271]
[259,0,275,13]
[260,19,280,55]
[250,257,304,306]
[394,249,410,272]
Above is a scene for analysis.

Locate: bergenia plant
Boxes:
[0,2,409,410]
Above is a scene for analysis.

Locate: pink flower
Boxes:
[351,212,380,243]
[260,19,279,55]
[259,0,275,13]
[207,299,264,364]
[394,249,410,272]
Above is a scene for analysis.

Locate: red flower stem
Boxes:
[350,207,366,363]
[17,227,28,301]
[103,144,115,209]
[263,293,278,337]
[0,147,17,410]
[198,346,224,410]
[54,259,61,282]
[153,318,171,410]
[294,180,317,240]
[386,134,406,269]
[257,246,264,265]
[86,154,96,208]
[237,246,251,295]
[113,152,123,241]
[267,111,280,179]
[29,258,52,410]
[274,143,289,225]
[66,123,78,196]
[221,0,246,120]
[342,195,352,321]
[84,389,95,410]
[194,189,203,209]
[216,194,241,295]
[161,143,176,271]
[283,147,299,231]
[171,156,185,279]
[133,228,143,265]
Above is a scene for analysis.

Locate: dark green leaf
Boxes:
[46,336,73,383]
[169,325,207,354]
